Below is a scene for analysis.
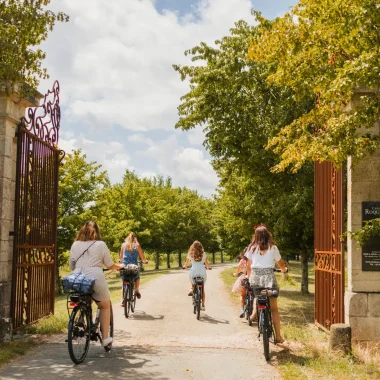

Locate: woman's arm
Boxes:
[119,245,124,263]
[137,246,148,264]
[233,262,243,277]
[107,262,124,271]
[246,259,252,280]
[183,257,190,268]
[276,258,287,272]
[205,258,211,270]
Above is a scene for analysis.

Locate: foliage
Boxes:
[92,171,219,254]
[249,1,380,172]
[58,149,109,265]
[346,218,380,246]
[0,0,68,93]
[173,18,314,266]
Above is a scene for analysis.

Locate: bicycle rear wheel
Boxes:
[103,302,114,352]
[196,287,201,320]
[247,295,253,326]
[67,307,90,364]
[261,311,270,361]
[130,285,136,313]
[124,284,130,318]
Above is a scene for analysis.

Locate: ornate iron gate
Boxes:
[314,161,344,330]
[11,82,63,329]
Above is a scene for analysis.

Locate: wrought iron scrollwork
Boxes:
[19,81,61,147]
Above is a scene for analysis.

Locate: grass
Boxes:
[222,261,380,380]
[0,339,36,368]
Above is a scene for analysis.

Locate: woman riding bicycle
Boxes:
[245,225,287,343]
[69,221,123,347]
[232,248,249,318]
[119,232,148,301]
[183,240,211,311]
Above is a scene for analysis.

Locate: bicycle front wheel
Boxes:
[67,307,90,364]
[124,284,130,318]
[130,285,136,313]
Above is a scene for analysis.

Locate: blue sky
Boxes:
[40,0,296,197]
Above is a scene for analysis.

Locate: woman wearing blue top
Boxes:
[119,232,148,301]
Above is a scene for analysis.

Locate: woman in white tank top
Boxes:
[245,225,287,343]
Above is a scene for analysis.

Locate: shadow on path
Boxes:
[129,311,164,321]
[199,314,230,325]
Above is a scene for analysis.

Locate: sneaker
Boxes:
[239,309,245,318]
[135,291,141,299]
[102,337,113,347]
[201,304,205,311]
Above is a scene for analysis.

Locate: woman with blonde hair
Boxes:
[119,232,148,301]
[183,240,211,311]
[69,221,124,347]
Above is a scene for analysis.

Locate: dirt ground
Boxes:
[0,265,281,380]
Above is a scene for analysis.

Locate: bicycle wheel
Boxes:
[67,307,90,364]
[261,311,270,361]
[103,302,114,352]
[196,287,201,320]
[124,284,130,318]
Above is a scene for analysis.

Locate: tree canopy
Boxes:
[0,0,68,92]
[249,1,380,172]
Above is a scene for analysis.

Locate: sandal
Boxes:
[249,314,257,322]
[188,290,193,296]
[274,338,285,344]
[135,291,141,299]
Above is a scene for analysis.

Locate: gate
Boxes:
[11,81,64,329]
[314,161,344,330]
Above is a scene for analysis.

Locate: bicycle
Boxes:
[121,261,142,318]
[242,277,254,326]
[66,269,113,364]
[253,267,287,361]
[192,276,204,320]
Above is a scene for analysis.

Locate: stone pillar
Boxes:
[0,87,40,340]
[345,115,380,340]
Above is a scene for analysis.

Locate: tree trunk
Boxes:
[167,252,171,269]
[178,251,182,267]
[221,251,224,263]
[212,252,215,264]
[301,250,309,294]
[155,252,159,270]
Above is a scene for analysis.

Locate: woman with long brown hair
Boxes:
[183,241,211,310]
[245,225,287,343]
[69,221,124,347]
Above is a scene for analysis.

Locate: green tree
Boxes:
[0,0,68,92]
[174,17,314,293]
[249,1,380,172]
[58,149,108,267]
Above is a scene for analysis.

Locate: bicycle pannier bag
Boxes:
[62,272,96,294]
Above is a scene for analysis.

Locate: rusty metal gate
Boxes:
[11,82,63,329]
[314,161,344,330]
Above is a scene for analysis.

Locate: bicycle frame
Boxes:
[192,277,204,320]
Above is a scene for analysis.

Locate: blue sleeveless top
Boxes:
[122,243,139,266]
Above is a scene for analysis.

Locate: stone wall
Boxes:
[0,89,39,340]
[345,144,380,340]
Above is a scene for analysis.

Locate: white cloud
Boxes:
[59,134,134,184]
[40,0,254,196]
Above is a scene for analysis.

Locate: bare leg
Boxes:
[97,300,111,340]
[240,288,246,308]
[250,298,257,319]
[135,278,141,292]
[270,298,283,342]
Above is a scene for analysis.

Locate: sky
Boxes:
[40,0,296,197]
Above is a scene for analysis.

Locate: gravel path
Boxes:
[0,265,281,380]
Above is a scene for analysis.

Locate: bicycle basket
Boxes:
[122,264,139,279]
[62,272,96,294]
